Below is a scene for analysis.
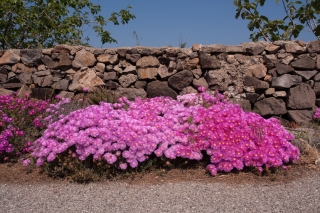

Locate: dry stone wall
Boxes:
[1,40,320,124]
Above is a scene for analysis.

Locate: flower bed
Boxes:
[0,87,301,180]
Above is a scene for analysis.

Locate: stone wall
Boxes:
[1,40,320,124]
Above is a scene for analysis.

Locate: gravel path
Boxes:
[1,173,320,213]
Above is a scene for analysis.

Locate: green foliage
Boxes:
[234,0,320,41]
[0,0,135,49]
[179,33,187,48]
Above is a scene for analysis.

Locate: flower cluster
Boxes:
[29,87,300,175]
[313,108,320,120]
[0,93,49,161]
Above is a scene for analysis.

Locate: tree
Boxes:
[0,0,136,49]
[234,0,320,42]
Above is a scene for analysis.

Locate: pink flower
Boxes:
[83,87,89,92]
[22,159,31,166]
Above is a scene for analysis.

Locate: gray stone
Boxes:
[146,81,178,99]
[0,73,6,83]
[191,68,202,79]
[246,93,260,104]
[313,82,320,95]
[122,66,137,74]
[33,70,51,77]
[179,86,198,95]
[229,99,252,111]
[243,76,269,90]
[176,59,186,71]
[137,68,158,80]
[158,57,170,65]
[118,74,138,88]
[52,79,69,90]
[0,88,14,96]
[41,75,53,87]
[117,49,128,57]
[206,69,232,87]
[116,87,147,100]
[291,55,315,70]
[18,73,32,84]
[307,40,320,53]
[105,80,120,90]
[263,54,278,64]
[126,54,141,63]
[287,84,316,109]
[226,46,245,53]
[16,84,32,98]
[202,45,227,53]
[273,91,287,98]
[285,42,305,53]
[166,48,180,57]
[271,74,297,89]
[58,91,75,99]
[192,77,209,89]
[103,72,118,81]
[265,43,280,53]
[242,42,265,55]
[94,63,105,72]
[287,110,314,124]
[186,58,199,69]
[168,61,176,71]
[134,81,147,89]
[294,70,318,80]
[265,88,275,95]
[20,49,42,66]
[199,52,220,69]
[246,64,267,78]
[275,63,294,75]
[168,70,194,91]
[254,97,287,116]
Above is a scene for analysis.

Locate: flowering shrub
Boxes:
[29,87,300,176]
[313,108,320,120]
[0,93,49,162]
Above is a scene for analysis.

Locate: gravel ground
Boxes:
[1,173,320,213]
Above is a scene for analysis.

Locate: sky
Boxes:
[86,0,317,48]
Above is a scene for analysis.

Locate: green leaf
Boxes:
[248,21,255,31]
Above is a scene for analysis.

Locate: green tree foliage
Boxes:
[234,0,320,41]
[0,0,136,49]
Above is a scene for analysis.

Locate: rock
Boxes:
[72,49,96,68]
[265,88,275,95]
[134,81,147,89]
[52,79,69,90]
[275,63,294,75]
[264,74,272,82]
[0,50,20,65]
[18,73,32,84]
[186,58,199,69]
[229,99,251,111]
[97,54,119,65]
[307,40,320,53]
[226,46,245,53]
[242,42,265,55]
[15,84,32,98]
[166,48,180,57]
[199,52,220,69]
[117,49,128,57]
[136,56,160,67]
[20,49,42,66]
[271,74,298,89]
[103,72,118,81]
[68,67,105,91]
[273,91,287,98]
[314,73,320,81]
[192,44,201,52]
[246,64,267,78]
[105,80,120,90]
[158,57,170,65]
[281,54,294,65]
[168,61,176,71]
[191,68,202,79]
[265,43,280,53]
[287,110,314,124]
[94,63,105,72]
[137,47,152,56]
[116,87,147,100]
[146,81,178,99]
[126,54,141,63]
[158,65,177,79]
[226,55,235,64]
[263,54,278,64]
[0,73,6,83]
[294,70,318,80]
[285,42,305,53]
[31,88,54,100]
[287,84,316,109]
[0,88,14,96]
[118,74,137,88]
[53,44,71,54]
[313,82,320,95]
[137,68,158,80]
[12,63,36,74]
[58,91,75,99]
[317,55,320,70]
[254,97,287,116]
[42,53,72,69]
[168,70,193,91]
[41,75,53,87]
[179,86,198,95]
[33,70,51,77]
[121,65,136,74]
[291,55,315,69]
[206,69,232,87]
[243,76,269,90]
[2,78,22,89]
[246,93,260,104]
[202,45,227,53]
[193,77,209,89]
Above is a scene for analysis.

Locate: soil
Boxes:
[0,156,319,187]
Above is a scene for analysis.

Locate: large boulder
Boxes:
[146,81,178,99]
[307,40,320,53]
[243,76,269,91]
[118,74,138,88]
[68,67,104,91]
[20,49,42,66]
[246,64,267,78]
[116,87,147,100]
[294,70,318,80]
[291,55,315,70]
[168,70,193,91]
[254,97,287,116]
[275,63,294,75]
[136,56,159,67]
[287,110,314,124]
[271,74,301,89]
[0,50,20,65]
[137,68,158,80]
[158,65,177,79]
[97,54,119,65]
[286,83,316,109]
